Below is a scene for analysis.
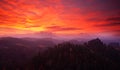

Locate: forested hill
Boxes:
[0,37,119,70]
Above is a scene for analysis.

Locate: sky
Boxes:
[0,0,120,40]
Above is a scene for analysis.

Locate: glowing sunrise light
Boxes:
[0,0,119,39]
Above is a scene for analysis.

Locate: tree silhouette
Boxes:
[0,38,120,70]
[32,39,120,70]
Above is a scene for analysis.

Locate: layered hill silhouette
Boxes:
[0,37,119,70]
[0,37,56,69]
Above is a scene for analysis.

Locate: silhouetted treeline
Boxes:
[0,38,120,70]
[29,38,120,70]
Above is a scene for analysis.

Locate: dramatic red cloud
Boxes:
[0,0,120,39]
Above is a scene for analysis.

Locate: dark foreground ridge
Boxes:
[0,37,120,70]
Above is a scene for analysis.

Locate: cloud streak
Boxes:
[96,22,120,27]
[46,26,82,31]
[106,17,120,21]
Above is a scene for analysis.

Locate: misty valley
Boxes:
[0,37,119,70]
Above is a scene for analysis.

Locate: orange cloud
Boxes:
[0,0,120,38]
